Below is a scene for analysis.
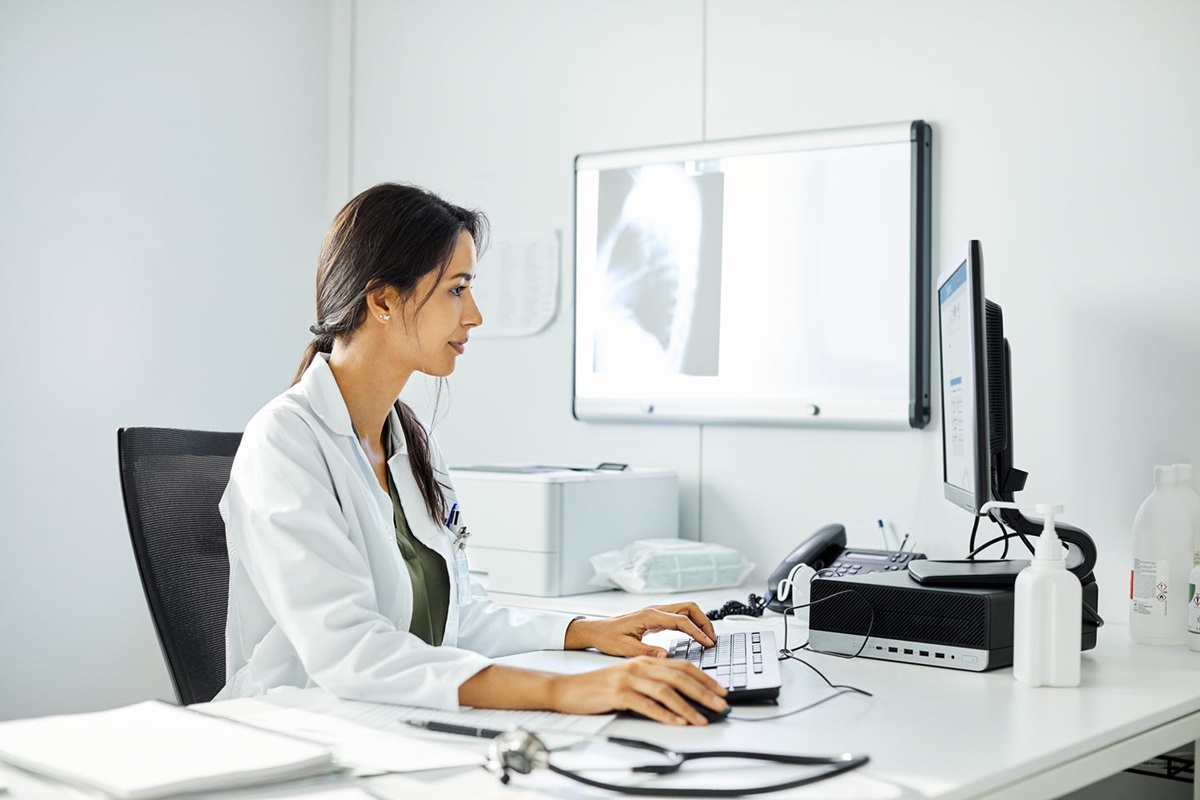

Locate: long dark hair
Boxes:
[295,182,489,523]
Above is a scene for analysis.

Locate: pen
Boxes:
[404,719,505,739]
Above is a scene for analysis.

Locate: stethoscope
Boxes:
[485,728,869,797]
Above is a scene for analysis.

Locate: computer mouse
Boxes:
[626,696,730,724]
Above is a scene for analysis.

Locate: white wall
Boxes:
[357,0,711,539]
[2,0,1198,736]
[0,1,331,720]
[353,0,1200,627]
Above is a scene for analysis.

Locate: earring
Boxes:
[379,314,390,321]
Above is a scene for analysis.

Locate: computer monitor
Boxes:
[936,241,1026,514]
[935,240,1096,580]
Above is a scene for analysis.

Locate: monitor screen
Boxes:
[934,243,1097,576]
[936,241,989,513]
[572,120,932,428]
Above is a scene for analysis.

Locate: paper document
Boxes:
[325,697,615,737]
[471,230,561,337]
[198,700,480,774]
[0,700,334,800]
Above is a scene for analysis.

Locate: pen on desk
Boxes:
[404,719,505,739]
[898,532,910,552]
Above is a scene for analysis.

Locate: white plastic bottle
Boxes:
[1171,463,1200,567]
[1130,465,1193,645]
[980,501,1082,686]
[1189,564,1200,653]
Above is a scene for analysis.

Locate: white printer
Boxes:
[448,465,679,596]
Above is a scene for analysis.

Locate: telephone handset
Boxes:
[764,523,926,613]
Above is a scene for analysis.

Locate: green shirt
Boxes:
[384,426,450,647]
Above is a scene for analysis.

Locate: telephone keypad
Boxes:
[829,549,925,577]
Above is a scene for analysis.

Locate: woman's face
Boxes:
[399,230,483,377]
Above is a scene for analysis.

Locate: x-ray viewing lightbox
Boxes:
[572,120,932,428]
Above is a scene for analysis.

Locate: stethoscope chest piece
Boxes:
[485,729,550,783]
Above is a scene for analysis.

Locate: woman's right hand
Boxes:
[548,657,728,725]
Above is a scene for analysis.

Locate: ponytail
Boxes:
[395,400,449,524]
[293,328,335,386]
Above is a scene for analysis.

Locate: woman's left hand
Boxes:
[564,602,718,658]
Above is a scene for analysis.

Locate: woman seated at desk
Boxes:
[217,182,726,726]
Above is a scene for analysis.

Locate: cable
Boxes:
[968,513,981,559]
[779,649,873,696]
[706,593,766,620]
[965,516,1108,629]
[782,589,874,660]
[727,687,861,722]
[991,510,1035,556]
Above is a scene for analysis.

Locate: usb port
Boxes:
[935,652,946,659]
[888,646,898,653]
[903,648,914,655]
[919,650,929,657]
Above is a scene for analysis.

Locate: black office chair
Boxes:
[117,427,241,705]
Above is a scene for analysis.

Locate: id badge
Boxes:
[455,549,473,607]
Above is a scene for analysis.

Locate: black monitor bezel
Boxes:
[937,240,990,514]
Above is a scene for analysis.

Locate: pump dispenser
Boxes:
[980,501,1081,687]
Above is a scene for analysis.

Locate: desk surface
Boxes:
[1,587,1197,800]
[489,587,1200,800]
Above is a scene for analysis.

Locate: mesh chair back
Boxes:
[117,427,241,705]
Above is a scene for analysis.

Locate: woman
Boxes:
[217,182,727,726]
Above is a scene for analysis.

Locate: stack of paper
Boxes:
[197,699,482,775]
[0,700,335,799]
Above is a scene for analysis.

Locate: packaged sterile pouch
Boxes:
[589,538,755,594]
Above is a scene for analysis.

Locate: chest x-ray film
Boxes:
[573,121,931,428]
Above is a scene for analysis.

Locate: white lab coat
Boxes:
[216,354,576,710]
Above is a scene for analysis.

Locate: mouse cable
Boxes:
[779,646,873,696]
[726,686,861,723]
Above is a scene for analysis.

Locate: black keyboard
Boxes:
[666,630,782,703]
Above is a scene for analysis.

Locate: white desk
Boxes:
[489,587,1200,800]
[1,588,1196,800]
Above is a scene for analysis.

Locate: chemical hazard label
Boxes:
[1190,582,1200,635]
[1130,558,1169,616]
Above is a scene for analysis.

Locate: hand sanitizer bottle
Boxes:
[1130,465,1192,645]
[980,501,1082,686]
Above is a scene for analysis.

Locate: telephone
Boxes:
[764,523,926,613]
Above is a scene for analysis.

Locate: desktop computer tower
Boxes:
[807,570,1099,672]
